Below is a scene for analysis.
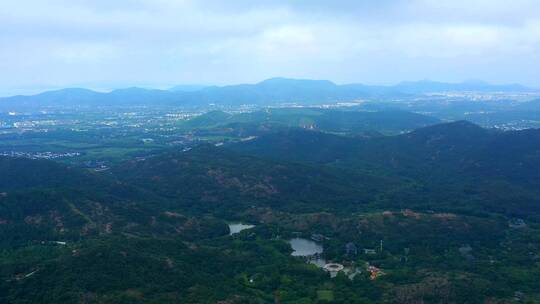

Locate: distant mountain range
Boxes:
[0,78,536,109]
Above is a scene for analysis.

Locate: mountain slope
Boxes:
[231,121,540,216]
[0,156,112,191]
[0,157,228,246]
[112,144,401,214]
[228,128,361,163]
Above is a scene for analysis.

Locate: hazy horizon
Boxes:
[2,77,538,98]
[1,0,539,96]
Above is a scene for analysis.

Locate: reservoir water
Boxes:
[288,238,323,256]
[228,223,255,235]
[288,238,358,278]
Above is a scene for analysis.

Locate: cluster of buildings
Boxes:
[82,160,110,171]
[306,235,385,280]
[367,264,384,280]
[0,151,80,160]
[345,241,380,257]
[509,218,527,229]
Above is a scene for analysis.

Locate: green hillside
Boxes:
[1,120,540,303]
[181,108,440,135]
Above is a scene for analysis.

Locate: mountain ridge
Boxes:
[1,78,536,109]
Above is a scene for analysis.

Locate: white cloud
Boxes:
[0,0,539,95]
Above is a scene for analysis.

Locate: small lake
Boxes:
[288,238,323,257]
[228,223,255,235]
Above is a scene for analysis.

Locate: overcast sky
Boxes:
[1,0,539,96]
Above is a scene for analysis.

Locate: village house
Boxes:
[345,242,358,256]
[363,248,377,255]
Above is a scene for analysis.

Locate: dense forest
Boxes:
[1,109,539,303]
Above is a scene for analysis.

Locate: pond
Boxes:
[228,223,255,235]
[288,238,323,257]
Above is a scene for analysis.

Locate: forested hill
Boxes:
[0,156,102,191]
[111,144,399,214]
[3,120,538,225]
[0,156,228,246]
[230,121,540,216]
[228,120,492,163]
[181,108,440,135]
[230,120,540,178]
[108,120,540,217]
